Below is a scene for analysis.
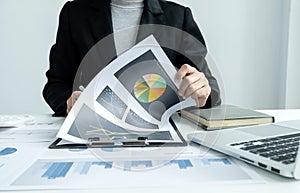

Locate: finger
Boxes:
[175,64,197,83]
[73,91,82,97]
[183,73,208,98]
[71,91,82,103]
[66,99,72,114]
[191,86,211,107]
[183,80,206,99]
[66,107,71,114]
[72,91,81,99]
[179,72,203,98]
[66,91,82,114]
[196,96,207,107]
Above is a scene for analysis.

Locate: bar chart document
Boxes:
[57,35,196,144]
[3,156,262,190]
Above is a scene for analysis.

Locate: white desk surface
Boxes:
[1,109,300,193]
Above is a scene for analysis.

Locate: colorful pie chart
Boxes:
[133,74,167,103]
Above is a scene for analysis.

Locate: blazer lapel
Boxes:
[137,0,167,43]
[88,0,117,62]
[140,0,165,25]
[80,0,116,84]
[88,0,114,41]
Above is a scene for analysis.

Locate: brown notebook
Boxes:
[180,105,275,130]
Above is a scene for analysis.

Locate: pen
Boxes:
[79,85,85,92]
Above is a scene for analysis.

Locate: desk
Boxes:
[1,109,300,193]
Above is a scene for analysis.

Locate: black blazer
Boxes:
[43,0,221,116]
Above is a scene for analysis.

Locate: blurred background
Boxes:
[0,0,299,114]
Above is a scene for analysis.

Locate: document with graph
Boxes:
[56,35,196,144]
[0,155,263,190]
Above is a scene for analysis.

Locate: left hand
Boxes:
[66,91,82,114]
[175,64,211,107]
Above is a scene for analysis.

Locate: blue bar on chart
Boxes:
[123,160,152,171]
[200,158,232,166]
[41,162,73,179]
[0,147,17,156]
[168,160,193,169]
[79,161,113,175]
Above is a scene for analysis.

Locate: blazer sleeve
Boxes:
[43,2,78,116]
[181,7,221,108]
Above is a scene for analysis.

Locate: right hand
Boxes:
[175,64,211,107]
[66,91,82,114]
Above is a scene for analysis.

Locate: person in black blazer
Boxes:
[43,0,221,116]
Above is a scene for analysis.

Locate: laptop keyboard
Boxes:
[230,133,300,165]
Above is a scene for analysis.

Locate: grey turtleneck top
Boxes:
[111,0,144,55]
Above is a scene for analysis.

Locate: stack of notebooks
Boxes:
[180,105,274,130]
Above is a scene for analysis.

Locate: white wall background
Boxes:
[0,0,67,114]
[285,0,300,108]
[0,0,299,114]
[179,0,293,109]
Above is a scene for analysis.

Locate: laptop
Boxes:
[188,120,300,179]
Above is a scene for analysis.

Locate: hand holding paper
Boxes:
[57,35,197,144]
[66,91,82,114]
[175,64,211,107]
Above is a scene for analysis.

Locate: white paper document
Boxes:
[57,35,196,144]
[1,155,262,190]
[0,122,62,143]
[0,141,263,190]
[0,143,48,185]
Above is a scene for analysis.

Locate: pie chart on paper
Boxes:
[134,74,167,103]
